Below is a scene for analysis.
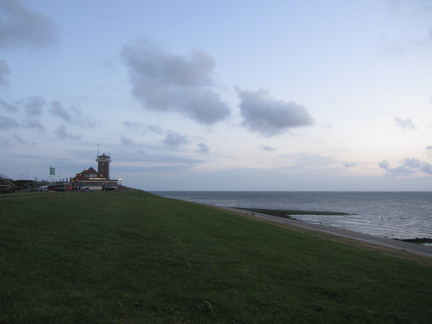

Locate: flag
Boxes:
[50,167,55,175]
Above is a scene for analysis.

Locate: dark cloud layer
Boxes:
[0,0,58,49]
[237,88,314,136]
[121,39,230,125]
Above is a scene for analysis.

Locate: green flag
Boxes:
[50,167,55,175]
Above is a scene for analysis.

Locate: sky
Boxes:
[1,0,432,191]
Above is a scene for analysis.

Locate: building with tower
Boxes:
[71,153,119,191]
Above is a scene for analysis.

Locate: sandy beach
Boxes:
[220,207,432,259]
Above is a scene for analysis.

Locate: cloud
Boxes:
[49,101,76,122]
[121,39,231,125]
[54,125,82,140]
[379,158,432,176]
[0,59,9,86]
[195,142,210,153]
[13,134,35,145]
[162,131,189,147]
[344,162,358,168]
[24,118,45,131]
[261,145,276,152]
[0,115,19,129]
[20,96,46,116]
[395,117,417,130]
[237,88,314,136]
[379,159,414,176]
[0,99,16,112]
[122,121,147,133]
[120,136,134,145]
[148,124,164,135]
[0,0,58,49]
[13,134,26,145]
[379,160,390,170]
[49,101,97,127]
[122,121,164,135]
[420,162,432,174]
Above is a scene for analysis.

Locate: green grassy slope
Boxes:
[1,190,431,323]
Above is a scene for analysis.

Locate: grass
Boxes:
[0,190,431,323]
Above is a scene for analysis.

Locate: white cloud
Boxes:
[237,88,314,136]
[121,39,231,125]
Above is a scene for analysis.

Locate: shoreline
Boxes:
[235,207,432,244]
[218,206,432,259]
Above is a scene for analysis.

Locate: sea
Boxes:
[151,191,432,242]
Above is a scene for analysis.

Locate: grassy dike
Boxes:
[1,190,431,323]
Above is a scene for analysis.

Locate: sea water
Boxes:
[151,191,432,241]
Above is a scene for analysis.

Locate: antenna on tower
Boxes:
[97,144,100,156]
